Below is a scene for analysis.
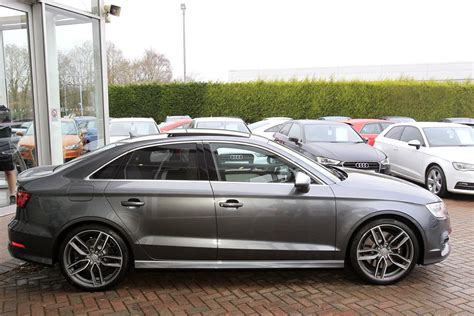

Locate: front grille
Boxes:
[343,162,380,171]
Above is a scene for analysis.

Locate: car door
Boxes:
[97,142,217,260]
[376,126,405,174]
[397,126,426,182]
[205,142,336,261]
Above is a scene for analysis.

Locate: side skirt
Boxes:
[135,260,344,269]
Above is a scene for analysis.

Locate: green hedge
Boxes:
[108,80,474,123]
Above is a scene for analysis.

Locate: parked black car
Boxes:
[274,120,390,173]
[440,117,474,128]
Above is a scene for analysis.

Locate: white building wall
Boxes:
[229,62,474,82]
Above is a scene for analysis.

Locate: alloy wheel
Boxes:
[63,230,124,289]
[427,169,442,194]
[356,224,415,282]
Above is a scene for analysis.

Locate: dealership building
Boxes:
[229,62,474,82]
[0,0,110,207]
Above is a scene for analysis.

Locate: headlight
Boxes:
[452,162,474,171]
[426,201,448,219]
[315,156,341,165]
[381,157,390,165]
[64,143,80,150]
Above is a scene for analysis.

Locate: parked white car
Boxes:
[109,118,160,143]
[374,122,474,196]
[248,117,291,139]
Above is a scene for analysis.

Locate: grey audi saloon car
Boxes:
[274,120,390,173]
[8,129,450,291]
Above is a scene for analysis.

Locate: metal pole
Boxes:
[181,3,186,82]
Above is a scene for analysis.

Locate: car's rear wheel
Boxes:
[59,224,129,291]
[350,219,418,285]
[426,165,447,197]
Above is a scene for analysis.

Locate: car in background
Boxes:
[380,116,416,123]
[164,115,191,123]
[109,118,160,143]
[374,122,474,196]
[249,117,292,139]
[11,121,32,137]
[344,119,393,146]
[440,117,474,128]
[18,119,83,165]
[76,118,98,150]
[274,120,390,173]
[158,118,192,132]
[9,129,450,290]
[318,116,352,121]
[190,117,251,133]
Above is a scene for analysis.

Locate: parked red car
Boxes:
[344,119,393,146]
[158,118,192,132]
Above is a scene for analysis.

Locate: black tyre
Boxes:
[59,224,129,291]
[425,165,447,197]
[350,218,419,285]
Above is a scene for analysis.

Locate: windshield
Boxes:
[195,120,250,133]
[26,121,78,136]
[304,124,364,143]
[110,121,159,136]
[268,141,342,182]
[423,127,474,147]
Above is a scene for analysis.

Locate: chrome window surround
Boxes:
[84,140,328,185]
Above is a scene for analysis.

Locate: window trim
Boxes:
[85,141,207,181]
[203,141,325,185]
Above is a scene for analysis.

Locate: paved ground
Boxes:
[0,197,473,315]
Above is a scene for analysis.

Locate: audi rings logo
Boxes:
[355,162,370,169]
[230,154,244,160]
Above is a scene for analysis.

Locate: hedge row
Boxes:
[108,80,474,123]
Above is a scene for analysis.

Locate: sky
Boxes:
[105,0,474,82]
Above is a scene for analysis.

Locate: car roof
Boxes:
[344,118,391,124]
[264,117,292,120]
[193,117,245,122]
[110,117,156,122]
[292,119,347,126]
[390,122,468,128]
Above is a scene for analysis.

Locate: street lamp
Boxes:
[181,3,187,82]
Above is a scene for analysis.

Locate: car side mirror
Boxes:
[294,172,311,193]
[408,139,421,150]
[363,137,369,143]
[288,137,301,145]
[16,131,24,137]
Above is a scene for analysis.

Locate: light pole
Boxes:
[181,3,187,82]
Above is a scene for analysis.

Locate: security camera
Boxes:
[104,4,121,17]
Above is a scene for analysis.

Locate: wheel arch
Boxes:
[344,211,426,265]
[52,217,136,266]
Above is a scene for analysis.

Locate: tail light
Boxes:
[17,190,31,208]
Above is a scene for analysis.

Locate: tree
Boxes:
[131,48,173,83]
[106,42,132,85]
[4,44,32,120]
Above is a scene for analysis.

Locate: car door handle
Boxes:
[121,199,145,208]
[219,199,243,209]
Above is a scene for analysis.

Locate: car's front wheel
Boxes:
[350,219,419,285]
[59,224,129,291]
[426,165,447,197]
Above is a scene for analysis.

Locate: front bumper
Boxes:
[447,169,474,195]
[422,216,451,265]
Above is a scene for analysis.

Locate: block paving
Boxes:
[0,196,473,315]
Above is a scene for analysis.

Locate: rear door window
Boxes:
[384,126,405,140]
[279,122,293,136]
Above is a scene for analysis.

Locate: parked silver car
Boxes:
[9,130,450,291]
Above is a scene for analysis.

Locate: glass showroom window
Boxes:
[0,6,36,172]
[51,0,100,15]
[45,5,105,165]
